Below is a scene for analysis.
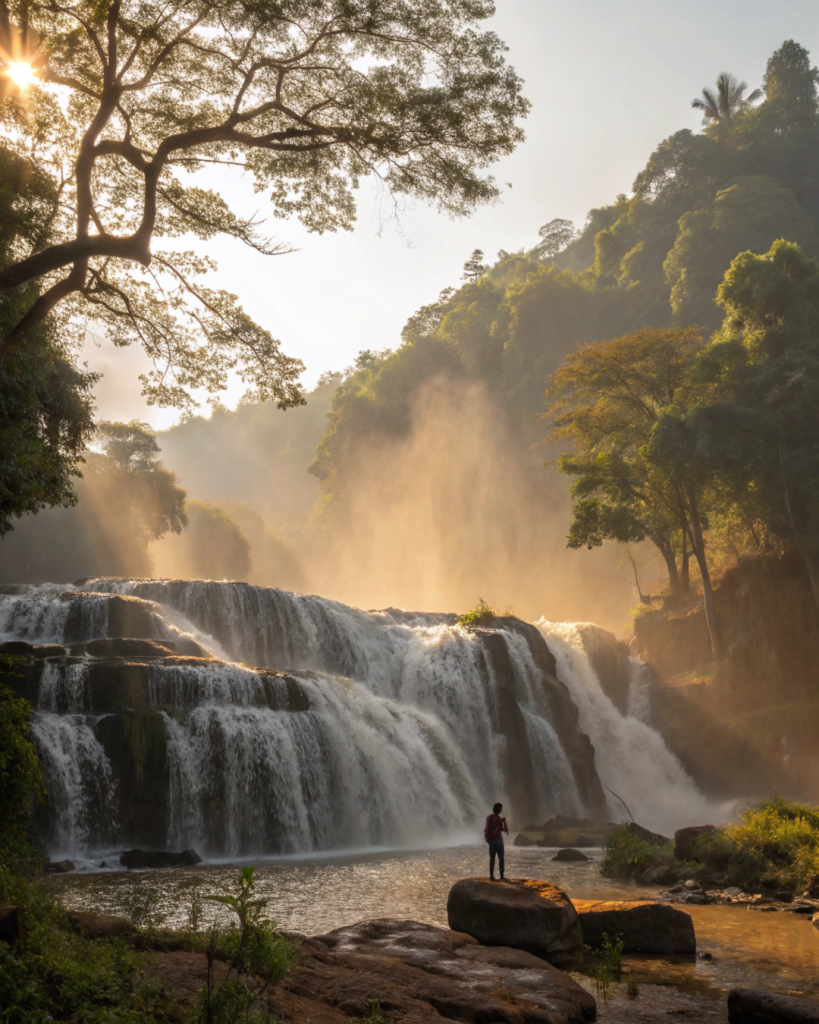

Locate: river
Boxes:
[52,843,819,999]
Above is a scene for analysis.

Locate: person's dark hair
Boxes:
[493,802,503,814]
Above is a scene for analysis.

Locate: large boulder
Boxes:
[728,988,819,1023]
[674,825,718,862]
[572,899,696,954]
[447,878,582,958]
[120,848,202,869]
[553,848,589,862]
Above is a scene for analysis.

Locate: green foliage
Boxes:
[0,876,175,1022]
[458,598,498,628]
[200,866,296,1024]
[627,974,639,998]
[0,0,528,411]
[0,419,187,581]
[601,825,679,881]
[696,797,819,892]
[0,681,44,875]
[0,146,97,536]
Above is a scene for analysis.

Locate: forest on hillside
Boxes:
[3,39,819,630]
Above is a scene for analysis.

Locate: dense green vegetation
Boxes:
[603,799,819,893]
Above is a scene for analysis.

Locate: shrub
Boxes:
[697,797,819,892]
[0,676,44,877]
[458,598,498,628]
[601,825,679,881]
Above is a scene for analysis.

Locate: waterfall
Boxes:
[535,620,726,835]
[1,579,720,859]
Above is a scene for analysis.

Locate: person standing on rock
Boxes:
[484,802,508,880]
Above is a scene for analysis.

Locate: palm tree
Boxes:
[692,72,763,125]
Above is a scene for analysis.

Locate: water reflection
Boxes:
[52,844,819,997]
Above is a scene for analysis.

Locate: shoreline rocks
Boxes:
[119,848,202,870]
[728,988,819,1024]
[447,878,582,958]
[572,899,696,954]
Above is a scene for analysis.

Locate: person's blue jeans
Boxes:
[488,839,504,879]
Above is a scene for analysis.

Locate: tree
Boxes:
[692,72,763,130]
[761,40,819,136]
[547,327,725,653]
[692,240,819,607]
[0,419,187,580]
[0,145,97,535]
[0,0,528,414]
[462,249,488,284]
[531,218,576,262]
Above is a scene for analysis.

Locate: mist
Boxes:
[304,377,631,630]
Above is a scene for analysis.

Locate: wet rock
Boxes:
[728,987,819,1023]
[67,911,138,940]
[447,878,582,958]
[0,640,65,658]
[674,825,718,862]
[683,879,702,891]
[552,848,589,862]
[641,864,678,885]
[119,848,202,869]
[812,913,819,931]
[0,905,21,944]
[572,899,696,954]
[44,859,74,873]
[310,919,596,1023]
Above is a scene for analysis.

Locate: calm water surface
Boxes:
[53,843,819,998]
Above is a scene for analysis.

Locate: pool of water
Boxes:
[53,843,819,998]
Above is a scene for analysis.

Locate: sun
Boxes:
[6,62,37,89]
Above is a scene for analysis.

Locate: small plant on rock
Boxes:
[352,997,394,1024]
[200,866,296,1024]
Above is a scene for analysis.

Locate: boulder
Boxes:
[674,825,718,862]
[447,878,582,958]
[728,988,819,1024]
[627,821,671,846]
[67,910,138,940]
[44,859,75,873]
[553,848,589,862]
[0,905,21,944]
[120,848,202,869]
[572,899,696,954]
[813,913,819,931]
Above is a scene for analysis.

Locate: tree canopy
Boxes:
[0,0,528,412]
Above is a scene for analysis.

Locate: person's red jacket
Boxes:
[484,813,508,842]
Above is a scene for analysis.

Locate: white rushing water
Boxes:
[536,620,727,836]
[1,580,723,857]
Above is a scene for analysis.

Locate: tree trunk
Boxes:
[799,547,819,612]
[685,489,721,658]
[680,531,690,594]
[653,534,680,594]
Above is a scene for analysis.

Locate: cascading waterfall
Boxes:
[535,620,727,835]
[0,579,721,860]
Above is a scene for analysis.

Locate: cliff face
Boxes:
[632,556,819,802]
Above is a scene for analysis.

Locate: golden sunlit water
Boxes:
[52,844,819,998]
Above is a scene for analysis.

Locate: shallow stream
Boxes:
[53,843,819,1000]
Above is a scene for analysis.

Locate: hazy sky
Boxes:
[85,0,819,428]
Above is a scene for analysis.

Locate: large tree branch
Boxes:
[0,269,83,360]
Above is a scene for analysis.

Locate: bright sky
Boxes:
[84,0,819,429]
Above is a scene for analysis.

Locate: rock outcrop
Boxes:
[119,848,202,869]
[728,988,819,1024]
[514,816,619,849]
[67,911,138,939]
[552,849,589,862]
[447,878,582,958]
[572,899,696,954]
[674,825,718,862]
